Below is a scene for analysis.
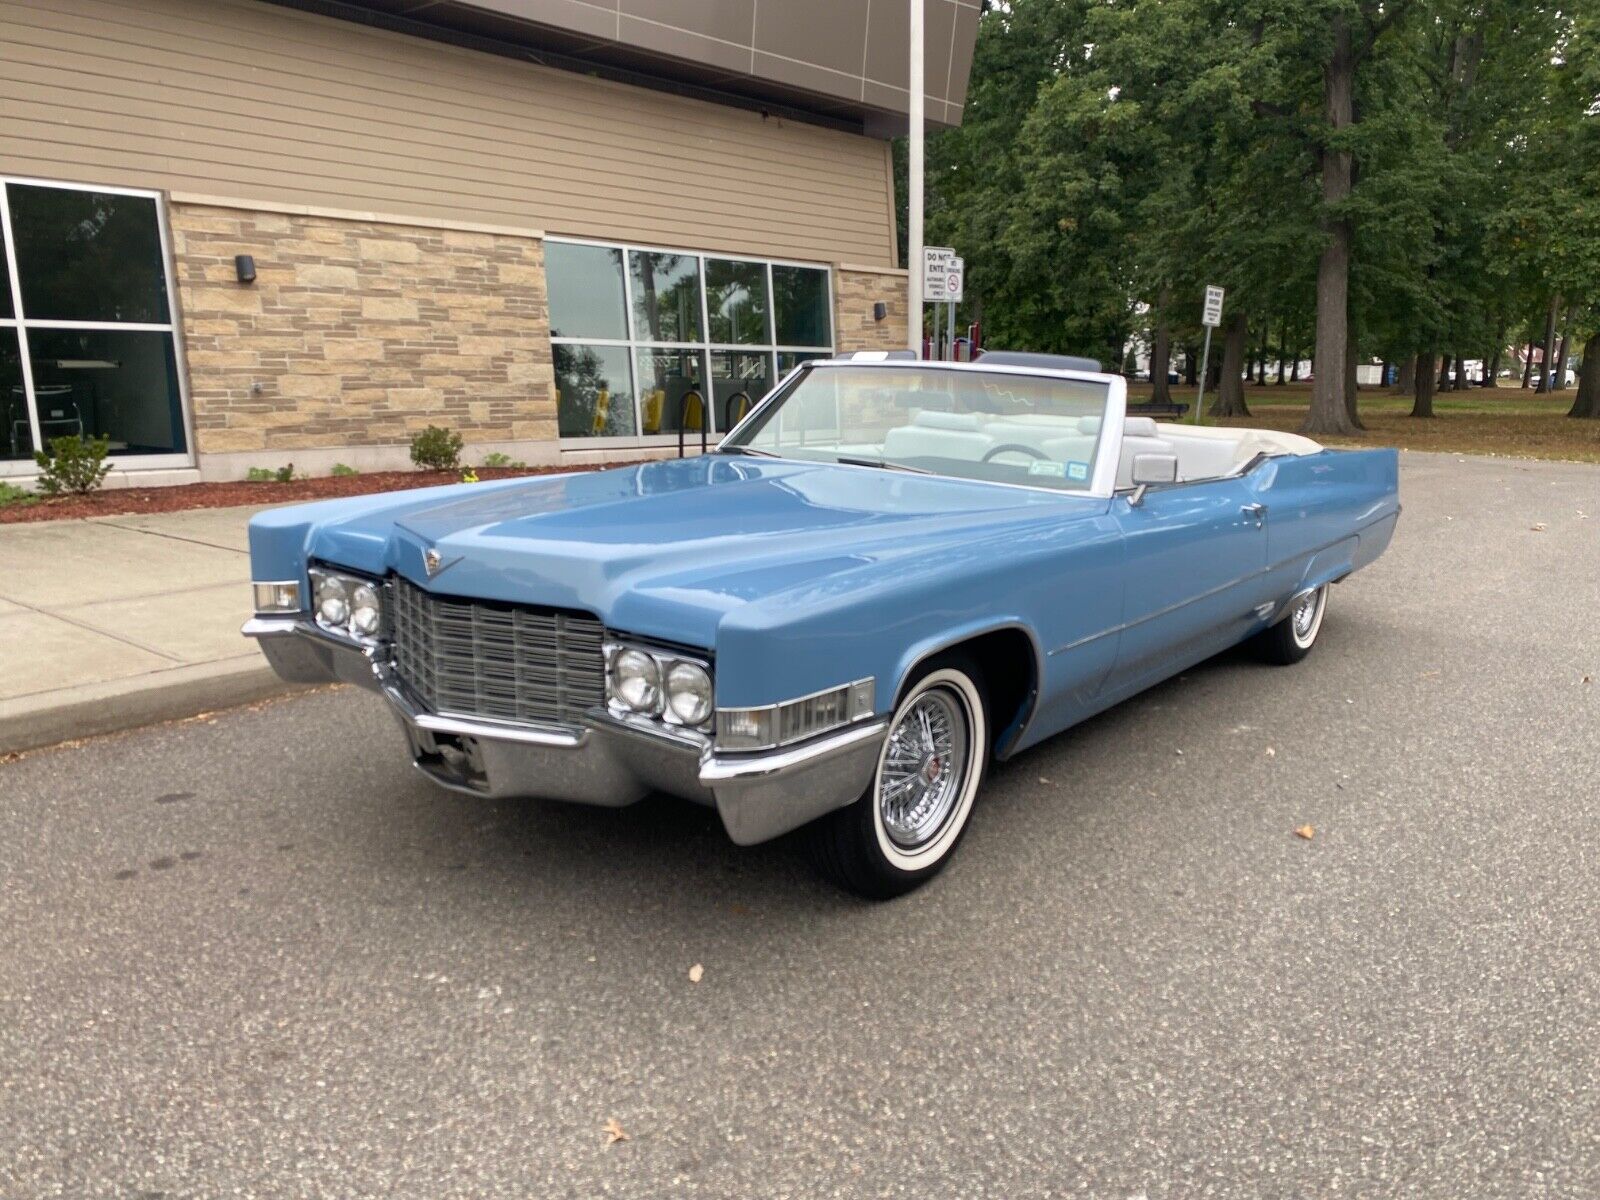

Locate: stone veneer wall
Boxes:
[833,265,909,353]
[169,203,556,461]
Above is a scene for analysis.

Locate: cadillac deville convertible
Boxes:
[244,353,1399,897]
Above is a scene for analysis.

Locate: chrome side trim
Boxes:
[700,719,888,783]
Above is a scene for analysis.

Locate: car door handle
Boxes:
[1241,502,1267,522]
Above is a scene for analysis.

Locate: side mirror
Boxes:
[1130,453,1179,485]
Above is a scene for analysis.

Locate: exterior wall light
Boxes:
[235,254,257,284]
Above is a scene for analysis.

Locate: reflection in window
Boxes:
[9,186,170,323]
[2,329,27,460]
[546,242,627,340]
[629,251,702,344]
[0,220,11,320]
[555,343,635,437]
[25,328,186,455]
[710,350,772,431]
[545,240,832,441]
[772,265,830,347]
[779,350,830,374]
[705,259,769,345]
[636,348,708,435]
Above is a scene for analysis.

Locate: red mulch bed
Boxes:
[0,462,650,525]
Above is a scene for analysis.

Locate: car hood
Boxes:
[275,456,1104,647]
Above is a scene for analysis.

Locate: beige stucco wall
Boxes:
[1,0,898,268]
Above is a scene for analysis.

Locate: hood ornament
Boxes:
[423,548,443,577]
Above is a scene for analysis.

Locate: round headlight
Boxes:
[665,662,713,726]
[612,649,661,712]
[350,584,381,636]
[315,575,348,627]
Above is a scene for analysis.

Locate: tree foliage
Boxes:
[917,0,1599,422]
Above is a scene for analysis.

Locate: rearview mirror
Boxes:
[1130,453,1179,485]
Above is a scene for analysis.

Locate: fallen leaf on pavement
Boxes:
[688,963,704,984]
[603,1118,629,1145]
[1530,523,1547,532]
[1294,825,1315,840]
[1265,747,1276,757]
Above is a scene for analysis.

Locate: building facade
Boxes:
[0,0,977,484]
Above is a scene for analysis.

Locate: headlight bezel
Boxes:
[605,641,714,731]
[309,564,386,644]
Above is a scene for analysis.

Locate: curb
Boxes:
[0,657,311,755]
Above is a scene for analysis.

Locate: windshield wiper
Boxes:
[717,445,779,458]
[834,455,932,474]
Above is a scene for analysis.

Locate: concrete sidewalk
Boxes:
[0,504,302,753]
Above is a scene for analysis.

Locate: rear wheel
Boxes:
[1252,584,1328,664]
[807,655,988,899]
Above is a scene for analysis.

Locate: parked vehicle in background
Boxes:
[244,354,1400,897]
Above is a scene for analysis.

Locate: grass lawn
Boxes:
[1127,382,1600,464]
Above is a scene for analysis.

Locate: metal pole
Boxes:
[1192,326,1214,424]
[931,300,940,364]
[907,0,924,355]
[946,301,955,359]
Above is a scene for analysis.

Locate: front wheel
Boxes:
[807,656,988,899]
[1252,584,1329,664]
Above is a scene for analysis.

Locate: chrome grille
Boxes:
[388,577,605,726]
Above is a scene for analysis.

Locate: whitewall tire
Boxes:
[808,655,988,898]
[1254,584,1329,664]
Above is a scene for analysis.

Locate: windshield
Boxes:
[722,364,1111,491]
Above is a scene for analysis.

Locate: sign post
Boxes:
[923,247,963,360]
[1193,284,1224,424]
[907,0,924,353]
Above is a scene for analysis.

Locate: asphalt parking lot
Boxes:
[1,451,1596,1199]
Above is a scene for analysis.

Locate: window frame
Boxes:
[547,234,834,450]
[0,174,195,477]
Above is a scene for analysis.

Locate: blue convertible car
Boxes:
[244,353,1399,897]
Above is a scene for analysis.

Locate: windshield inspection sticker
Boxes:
[1028,460,1066,478]
[1065,460,1090,482]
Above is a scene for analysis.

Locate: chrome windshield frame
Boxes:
[716,358,1128,500]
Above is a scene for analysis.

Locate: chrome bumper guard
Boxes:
[242,617,886,845]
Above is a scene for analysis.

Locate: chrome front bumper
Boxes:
[242,617,886,845]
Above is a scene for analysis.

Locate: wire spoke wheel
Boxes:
[877,685,971,852]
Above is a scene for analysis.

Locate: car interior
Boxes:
[872,409,1323,489]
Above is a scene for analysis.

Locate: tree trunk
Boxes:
[1149,290,1173,406]
[1394,354,1416,394]
[1552,306,1575,389]
[1437,353,1453,392]
[1211,311,1252,418]
[1303,13,1359,436]
[1455,353,1468,391]
[1568,330,1600,418]
[1344,321,1364,429]
[1291,354,1301,382]
[1485,313,1507,386]
[1535,297,1559,392]
[1183,345,1199,386]
[1521,341,1535,388]
[1412,351,1436,418]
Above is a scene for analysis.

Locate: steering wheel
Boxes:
[981,443,1048,463]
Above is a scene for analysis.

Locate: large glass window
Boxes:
[629,251,701,344]
[547,238,832,442]
[546,242,627,340]
[554,343,635,437]
[0,178,189,468]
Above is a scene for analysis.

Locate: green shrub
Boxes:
[480,451,512,468]
[410,425,464,471]
[330,462,359,477]
[246,463,295,483]
[33,434,112,495]
[0,481,38,508]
